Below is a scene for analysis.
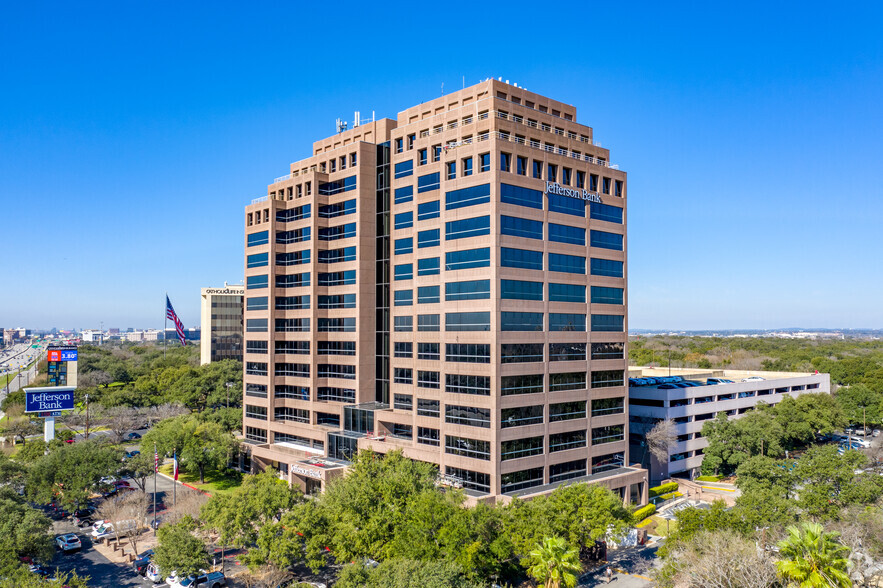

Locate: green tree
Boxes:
[0,490,54,561]
[795,445,883,519]
[143,415,239,483]
[835,383,882,430]
[0,538,88,588]
[701,408,785,476]
[154,515,209,578]
[200,470,302,549]
[26,439,124,509]
[525,536,581,588]
[773,393,845,448]
[120,451,156,493]
[776,522,851,588]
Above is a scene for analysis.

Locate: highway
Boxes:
[0,341,46,417]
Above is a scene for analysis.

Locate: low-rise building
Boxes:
[628,367,831,483]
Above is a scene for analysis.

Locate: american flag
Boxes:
[173,450,179,481]
[165,295,186,346]
[154,445,159,473]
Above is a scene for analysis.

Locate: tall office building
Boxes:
[200,284,245,365]
[242,79,647,503]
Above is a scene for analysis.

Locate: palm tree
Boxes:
[526,536,582,588]
[776,522,852,587]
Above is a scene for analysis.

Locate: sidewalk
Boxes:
[675,479,738,506]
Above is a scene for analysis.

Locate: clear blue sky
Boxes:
[2,1,881,331]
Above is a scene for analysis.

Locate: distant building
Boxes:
[200,284,244,365]
[81,330,104,344]
[125,331,145,342]
[627,367,831,483]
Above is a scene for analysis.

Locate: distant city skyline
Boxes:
[2,2,881,330]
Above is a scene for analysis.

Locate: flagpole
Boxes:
[153,442,158,536]
[173,448,177,509]
[163,294,167,359]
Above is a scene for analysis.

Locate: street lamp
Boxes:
[225,382,233,409]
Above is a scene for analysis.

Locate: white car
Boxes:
[91,523,114,543]
[55,533,81,552]
[145,562,164,583]
[741,376,765,382]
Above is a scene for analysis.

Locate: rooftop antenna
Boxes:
[354,111,361,128]
[441,82,444,95]
[335,118,347,133]
[462,75,465,89]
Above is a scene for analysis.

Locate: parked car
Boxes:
[874,429,881,438]
[124,450,141,459]
[113,480,132,489]
[55,533,81,552]
[145,562,164,583]
[126,432,142,440]
[174,570,226,587]
[133,549,155,575]
[73,507,97,527]
[741,376,766,382]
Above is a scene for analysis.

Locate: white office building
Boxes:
[628,367,831,483]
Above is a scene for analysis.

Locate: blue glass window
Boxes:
[549,283,586,303]
[446,183,490,210]
[276,204,310,222]
[418,229,440,248]
[247,231,269,246]
[463,157,473,176]
[394,160,414,179]
[395,211,414,230]
[500,183,542,210]
[591,314,625,332]
[590,230,624,251]
[501,216,543,240]
[318,223,356,240]
[418,148,427,165]
[418,200,440,221]
[394,186,414,205]
[590,202,623,224]
[501,280,543,301]
[394,237,413,255]
[418,285,440,304]
[394,263,413,280]
[501,312,543,331]
[394,289,413,306]
[548,253,586,274]
[317,271,355,286]
[418,257,440,275]
[318,176,357,195]
[417,172,441,193]
[446,161,456,180]
[318,199,356,218]
[591,286,624,305]
[247,296,268,311]
[549,313,586,331]
[548,193,586,217]
[445,279,490,301]
[247,253,268,268]
[548,223,586,246]
[275,273,310,288]
[276,227,310,244]
[276,250,311,266]
[446,312,491,331]
[247,275,268,289]
[591,258,624,278]
[445,248,490,270]
[501,247,542,270]
[446,216,490,240]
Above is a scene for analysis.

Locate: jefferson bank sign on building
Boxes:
[200,284,245,365]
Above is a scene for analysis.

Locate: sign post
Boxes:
[25,387,75,443]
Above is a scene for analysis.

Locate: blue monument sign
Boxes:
[25,387,75,413]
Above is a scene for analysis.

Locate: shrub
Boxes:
[658,491,683,501]
[648,482,679,498]
[633,503,656,522]
[695,475,720,482]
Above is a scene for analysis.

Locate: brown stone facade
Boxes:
[242,80,647,504]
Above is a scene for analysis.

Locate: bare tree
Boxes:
[143,403,188,428]
[97,491,149,557]
[646,419,677,483]
[661,530,779,588]
[164,487,209,526]
[105,406,141,444]
[1,406,41,444]
[77,370,113,388]
[237,565,291,588]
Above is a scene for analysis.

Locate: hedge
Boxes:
[696,475,720,482]
[648,481,679,498]
[658,491,683,501]
[633,503,656,522]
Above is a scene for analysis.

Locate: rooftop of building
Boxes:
[628,366,824,390]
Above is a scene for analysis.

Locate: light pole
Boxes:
[225,382,233,409]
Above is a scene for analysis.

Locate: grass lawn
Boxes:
[0,370,20,389]
[643,515,678,538]
[158,463,243,496]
